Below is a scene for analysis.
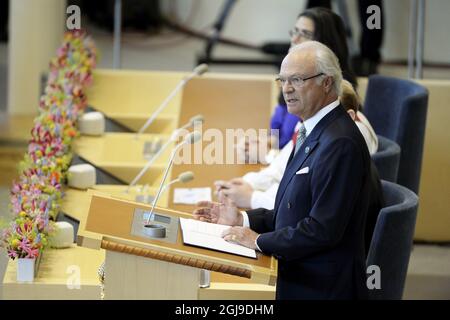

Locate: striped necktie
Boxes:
[294,123,307,155]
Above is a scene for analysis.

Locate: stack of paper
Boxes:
[173,188,212,205]
[179,218,257,259]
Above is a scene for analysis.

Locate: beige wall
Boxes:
[7,0,66,115]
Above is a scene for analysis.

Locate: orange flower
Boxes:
[67,129,76,137]
[51,171,60,183]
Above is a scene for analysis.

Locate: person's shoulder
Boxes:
[324,112,361,140]
[320,114,369,155]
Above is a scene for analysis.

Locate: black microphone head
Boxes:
[193,64,208,76]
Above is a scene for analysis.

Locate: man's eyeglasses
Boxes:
[275,73,324,88]
[289,28,314,40]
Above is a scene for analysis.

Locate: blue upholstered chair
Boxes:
[366,180,419,300]
[371,135,401,183]
[363,75,428,193]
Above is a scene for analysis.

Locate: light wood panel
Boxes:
[169,76,273,213]
[0,113,35,144]
[104,250,200,300]
[86,69,183,133]
[413,79,450,241]
[73,132,169,184]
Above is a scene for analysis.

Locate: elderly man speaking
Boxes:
[194,41,372,300]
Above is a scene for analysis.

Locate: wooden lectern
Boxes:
[78,193,277,300]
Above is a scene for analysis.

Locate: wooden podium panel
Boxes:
[80,194,276,284]
[169,76,273,212]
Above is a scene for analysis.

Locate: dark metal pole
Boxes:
[113,0,122,69]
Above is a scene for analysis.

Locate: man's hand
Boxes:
[193,195,243,226]
[215,178,254,209]
[222,226,259,250]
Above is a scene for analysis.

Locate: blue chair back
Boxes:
[371,135,401,183]
[364,75,428,193]
[366,180,418,300]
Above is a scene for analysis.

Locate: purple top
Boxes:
[270,104,300,148]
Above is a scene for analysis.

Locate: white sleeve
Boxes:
[250,182,279,210]
[241,211,262,252]
[243,141,293,191]
[356,112,379,155]
[241,211,250,227]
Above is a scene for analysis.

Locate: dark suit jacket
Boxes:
[248,105,374,300]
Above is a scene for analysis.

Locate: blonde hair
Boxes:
[340,80,361,112]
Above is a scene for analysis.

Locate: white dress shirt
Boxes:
[356,112,378,155]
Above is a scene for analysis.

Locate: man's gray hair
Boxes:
[290,41,343,95]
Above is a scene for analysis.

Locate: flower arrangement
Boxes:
[1,216,47,259]
[1,29,97,262]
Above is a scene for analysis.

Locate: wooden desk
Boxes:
[1,246,104,300]
[86,70,183,134]
[73,132,170,184]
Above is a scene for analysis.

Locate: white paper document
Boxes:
[179,218,257,259]
[173,187,212,205]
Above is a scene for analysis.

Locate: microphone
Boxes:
[145,131,201,226]
[156,171,194,203]
[177,171,195,183]
[179,114,204,130]
[125,116,203,193]
[136,64,208,136]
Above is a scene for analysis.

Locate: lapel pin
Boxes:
[305,146,310,154]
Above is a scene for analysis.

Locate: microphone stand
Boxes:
[126,116,202,193]
[136,67,207,137]
[145,141,184,227]
[142,130,200,237]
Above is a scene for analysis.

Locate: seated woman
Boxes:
[238,8,358,164]
[215,80,378,210]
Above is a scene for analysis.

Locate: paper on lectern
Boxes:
[179,218,257,259]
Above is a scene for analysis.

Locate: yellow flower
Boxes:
[11,239,20,248]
